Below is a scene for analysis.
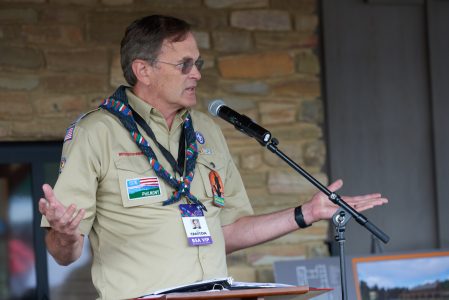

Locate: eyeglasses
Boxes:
[152,57,204,74]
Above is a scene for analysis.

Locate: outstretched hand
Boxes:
[38,184,85,246]
[301,179,388,225]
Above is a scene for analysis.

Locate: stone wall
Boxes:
[0,0,328,283]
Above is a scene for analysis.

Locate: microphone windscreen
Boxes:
[208,99,225,117]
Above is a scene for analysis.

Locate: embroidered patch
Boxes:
[64,124,75,143]
[195,131,205,144]
[59,157,66,174]
[118,152,144,157]
[126,177,161,200]
[200,147,213,155]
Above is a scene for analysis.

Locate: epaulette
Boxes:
[74,107,101,123]
[63,108,100,143]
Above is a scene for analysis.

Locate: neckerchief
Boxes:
[100,86,205,210]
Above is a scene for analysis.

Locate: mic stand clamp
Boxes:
[332,207,352,300]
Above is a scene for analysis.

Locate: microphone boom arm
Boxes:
[266,137,389,243]
[207,99,388,242]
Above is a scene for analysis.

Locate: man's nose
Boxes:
[189,64,202,80]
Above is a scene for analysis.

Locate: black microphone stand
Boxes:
[332,207,351,299]
[261,137,390,300]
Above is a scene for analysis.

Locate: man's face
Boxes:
[148,32,201,113]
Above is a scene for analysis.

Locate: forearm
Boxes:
[45,228,84,266]
[222,207,301,254]
[222,179,389,254]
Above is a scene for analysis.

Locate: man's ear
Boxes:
[131,59,152,86]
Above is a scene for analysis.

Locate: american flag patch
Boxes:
[126,176,161,200]
[64,124,75,143]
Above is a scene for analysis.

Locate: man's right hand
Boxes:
[39,183,85,265]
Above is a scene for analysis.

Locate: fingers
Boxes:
[50,205,85,235]
[344,193,382,202]
[345,194,387,205]
[40,184,59,216]
[42,183,57,205]
[70,208,85,231]
[351,196,388,212]
[38,197,49,215]
[327,179,343,192]
[310,179,388,221]
[56,205,85,232]
[39,183,84,235]
[39,184,52,215]
[44,197,65,221]
[40,184,67,220]
[58,204,78,226]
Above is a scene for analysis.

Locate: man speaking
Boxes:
[39,15,388,300]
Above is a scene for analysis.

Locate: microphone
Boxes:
[208,99,271,145]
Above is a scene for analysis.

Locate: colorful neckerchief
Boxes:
[100,85,205,210]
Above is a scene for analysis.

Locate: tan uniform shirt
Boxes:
[42,89,254,299]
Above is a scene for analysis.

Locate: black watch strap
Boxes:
[294,205,311,229]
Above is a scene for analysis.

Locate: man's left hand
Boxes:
[301,179,388,226]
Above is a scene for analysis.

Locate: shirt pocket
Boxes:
[114,155,168,207]
[191,154,227,199]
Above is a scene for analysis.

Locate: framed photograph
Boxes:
[352,250,449,300]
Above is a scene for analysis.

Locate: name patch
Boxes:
[126,177,161,200]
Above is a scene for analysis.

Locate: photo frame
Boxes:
[352,250,449,300]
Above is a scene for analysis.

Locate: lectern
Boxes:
[135,286,330,300]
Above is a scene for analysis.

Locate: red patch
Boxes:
[118,152,144,157]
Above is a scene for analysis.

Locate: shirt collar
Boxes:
[125,88,190,131]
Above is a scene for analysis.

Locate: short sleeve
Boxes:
[219,157,254,226]
[40,123,101,235]
[214,125,254,226]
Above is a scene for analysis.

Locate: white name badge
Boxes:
[179,204,213,246]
